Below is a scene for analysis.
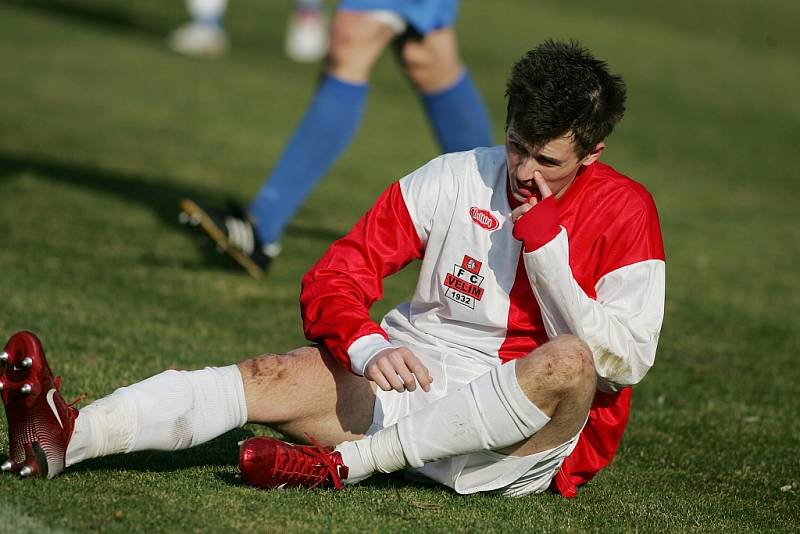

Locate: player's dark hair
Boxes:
[505,40,627,158]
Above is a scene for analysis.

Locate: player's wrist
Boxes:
[512,196,560,252]
[348,334,393,376]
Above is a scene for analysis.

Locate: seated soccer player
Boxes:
[179,0,493,278]
[1,40,664,498]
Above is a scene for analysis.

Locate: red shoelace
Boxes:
[269,435,348,489]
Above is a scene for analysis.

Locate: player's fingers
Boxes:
[409,360,433,392]
[397,364,418,392]
[400,352,430,392]
[366,365,394,392]
[511,203,532,223]
[391,350,419,392]
[378,356,407,392]
[532,170,553,198]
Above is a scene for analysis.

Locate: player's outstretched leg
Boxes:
[2,331,249,479]
[0,331,78,479]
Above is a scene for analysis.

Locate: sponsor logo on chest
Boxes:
[443,255,485,309]
[469,207,499,230]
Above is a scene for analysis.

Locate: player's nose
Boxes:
[516,157,538,182]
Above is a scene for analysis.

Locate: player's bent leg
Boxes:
[501,334,597,457]
[326,10,398,83]
[342,335,595,484]
[238,345,376,446]
[240,336,595,495]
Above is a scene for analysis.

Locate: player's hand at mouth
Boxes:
[515,181,540,202]
[512,171,553,223]
[365,347,433,393]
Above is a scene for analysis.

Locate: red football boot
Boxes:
[239,436,349,490]
[1,331,78,479]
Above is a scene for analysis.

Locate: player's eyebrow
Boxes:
[507,130,562,166]
[535,154,562,166]
[507,132,534,155]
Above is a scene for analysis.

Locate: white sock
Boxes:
[335,427,405,485]
[356,361,550,475]
[188,0,228,24]
[66,365,247,466]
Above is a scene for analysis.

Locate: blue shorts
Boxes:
[338,0,459,35]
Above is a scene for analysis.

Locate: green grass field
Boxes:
[1,0,799,531]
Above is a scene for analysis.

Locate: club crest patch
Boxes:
[443,255,485,309]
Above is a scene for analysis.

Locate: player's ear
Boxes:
[581,143,605,166]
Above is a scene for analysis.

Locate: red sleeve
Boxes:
[596,184,665,278]
[300,182,424,371]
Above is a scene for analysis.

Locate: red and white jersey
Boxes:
[301,146,665,496]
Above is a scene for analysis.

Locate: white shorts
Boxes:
[368,336,582,497]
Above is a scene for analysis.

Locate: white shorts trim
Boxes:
[365,10,407,34]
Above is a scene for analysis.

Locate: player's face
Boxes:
[505,126,603,202]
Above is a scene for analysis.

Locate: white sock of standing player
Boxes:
[335,360,550,483]
[65,366,247,466]
[187,0,228,25]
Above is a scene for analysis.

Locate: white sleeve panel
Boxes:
[399,154,457,245]
[523,229,665,391]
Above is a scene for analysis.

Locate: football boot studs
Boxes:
[0,331,79,479]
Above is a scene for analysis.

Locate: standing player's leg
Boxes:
[246,11,396,250]
[399,28,493,152]
[0,331,375,479]
[180,10,398,278]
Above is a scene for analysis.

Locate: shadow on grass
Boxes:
[4,0,170,38]
[0,151,219,225]
[69,427,254,475]
[0,150,346,251]
[0,150,243,273]
[213,465,457,496]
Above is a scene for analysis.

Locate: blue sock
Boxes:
[249,75,368,245]
[421,70,493,153]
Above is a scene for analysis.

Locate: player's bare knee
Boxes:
[548,335,595,387]
[517,335,596,397]
[400,37,461,92]
[326,42,372,81]
[238,353,291,388]
[326,12,392,82]
[400,42,432,83]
